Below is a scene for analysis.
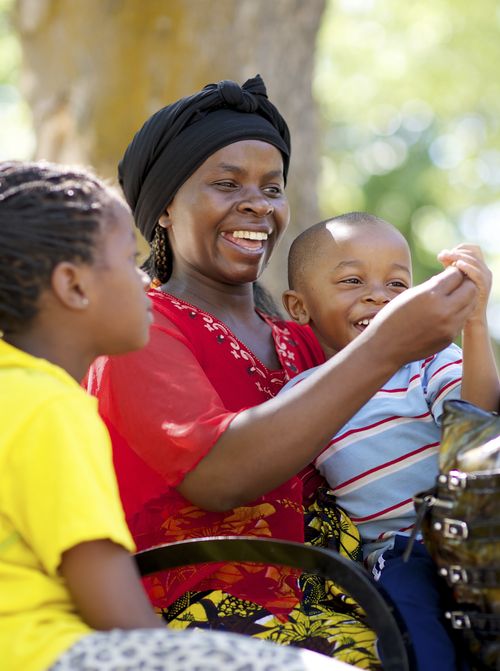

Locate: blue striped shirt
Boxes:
[281,344,462,561]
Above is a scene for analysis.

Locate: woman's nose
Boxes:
[237,192,274,217]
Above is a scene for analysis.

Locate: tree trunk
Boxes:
[15,0,325,300]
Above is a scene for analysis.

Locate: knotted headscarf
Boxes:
[118,75,290,242]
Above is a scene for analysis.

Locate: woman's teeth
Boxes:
[232,230,268,240]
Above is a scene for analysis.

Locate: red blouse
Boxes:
[86,290,324,615]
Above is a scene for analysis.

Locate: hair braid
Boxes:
[146,224,172,284]
[0,160,114,336]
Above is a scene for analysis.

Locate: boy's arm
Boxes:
[461,317,500,412]
[439,244,500,413]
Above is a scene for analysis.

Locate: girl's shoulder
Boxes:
[0,339,92,425]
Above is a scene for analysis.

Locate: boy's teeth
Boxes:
[232,230,268,240]
[357,319,371,326]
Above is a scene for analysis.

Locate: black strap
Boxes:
[403,493,435,561]
[134,536,415,671]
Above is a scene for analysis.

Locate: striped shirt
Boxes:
[281,344,462,560]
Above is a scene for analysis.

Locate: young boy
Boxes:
[282,211,500,671]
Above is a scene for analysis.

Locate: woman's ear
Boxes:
[158,212,171,229]
[51,262,90,311]
[282,289,311,325]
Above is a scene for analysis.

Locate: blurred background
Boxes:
[1,0,499,359]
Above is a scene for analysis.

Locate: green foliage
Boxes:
[0,0,19,83]
[315,0,500,347]
[1,0,499,351]
[0,0,34,159]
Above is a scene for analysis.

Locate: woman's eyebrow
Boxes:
[215,163,284,180]
[215,162,242,172]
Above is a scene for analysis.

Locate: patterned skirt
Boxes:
[159,489,381,670]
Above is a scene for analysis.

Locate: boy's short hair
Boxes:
[288,211,389,290]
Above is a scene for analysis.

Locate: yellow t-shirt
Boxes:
[0,339,135,671]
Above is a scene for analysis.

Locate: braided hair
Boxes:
[146,224,171,284]
[0,160,114,336]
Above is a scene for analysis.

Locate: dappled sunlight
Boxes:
[0,84,34,159]
[0,0,34,160]
[316,0,500,348]
[1,0,499,350]
[411,207,459,257]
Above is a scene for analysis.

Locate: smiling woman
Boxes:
[86,75,479,669]
[157,140,289,300]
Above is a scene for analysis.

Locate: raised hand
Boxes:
[369,266,478,366]
[438,243,492,325]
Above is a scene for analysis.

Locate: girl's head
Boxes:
[0,161,151,370]
[118,75,291,285]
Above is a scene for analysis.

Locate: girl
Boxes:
[0,160,341,671]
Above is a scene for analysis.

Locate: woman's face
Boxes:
[161,140,290,286]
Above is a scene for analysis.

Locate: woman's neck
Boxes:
[163,271,281,370]
[164,273,257,324]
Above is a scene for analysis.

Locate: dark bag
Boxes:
[413,400,500,670]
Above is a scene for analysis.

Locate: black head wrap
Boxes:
[118,75,290,243]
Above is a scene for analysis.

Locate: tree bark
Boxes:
[16,0,325,299]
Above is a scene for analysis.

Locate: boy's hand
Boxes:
[438,244,492,324]
[369,266,477,366]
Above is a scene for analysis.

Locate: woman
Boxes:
[86,76,476,669]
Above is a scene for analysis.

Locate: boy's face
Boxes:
[284,222,412,359]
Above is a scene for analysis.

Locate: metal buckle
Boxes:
[446,611,472,629]
[432,518,469,539]
[442,518,468,539]
[439,565,468,584]
[438,470,468,491]
[448,470,468,490]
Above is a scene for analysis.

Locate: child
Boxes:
[0,161,338,671]
[282,211,500,671]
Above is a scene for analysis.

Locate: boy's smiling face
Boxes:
[284,221,412,359]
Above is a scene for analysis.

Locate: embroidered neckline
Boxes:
[151,289,288,376]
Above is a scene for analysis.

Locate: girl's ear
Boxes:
[282,289,311,325]
[50,262,90,310]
